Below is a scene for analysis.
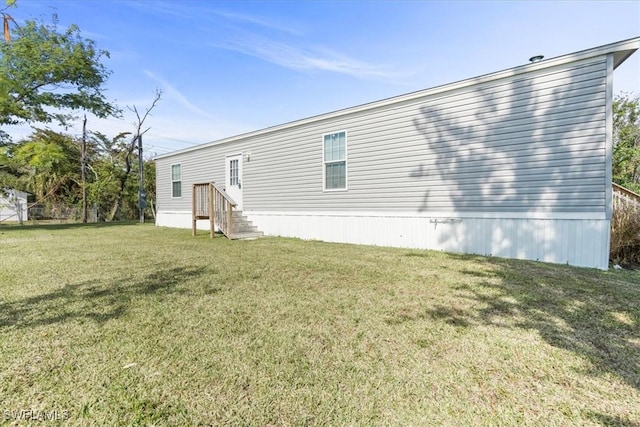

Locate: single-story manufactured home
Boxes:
[0,189,28,223]
[155,37,639,270]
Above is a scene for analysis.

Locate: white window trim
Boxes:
[171,163,182,199]
[322,130,348,192]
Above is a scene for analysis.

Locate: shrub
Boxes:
[610,203,640,267]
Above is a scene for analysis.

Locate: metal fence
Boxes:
[28,203,98,223]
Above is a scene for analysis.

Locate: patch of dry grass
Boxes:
[611,203,640,267]
[0,223,639,425]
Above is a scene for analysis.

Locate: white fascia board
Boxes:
[155,37,640,161]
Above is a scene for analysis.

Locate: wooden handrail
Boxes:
[613,183,640,211]
[613,183,640,200]
[193,183,215,237]
[212,183,238,208]
[211,183,236,238]
[192,183,210,218]
[192,182,242,239]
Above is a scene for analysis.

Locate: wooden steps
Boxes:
[229,210,264,240]
[191,183,263,240]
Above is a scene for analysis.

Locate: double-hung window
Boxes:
[323,131,347,190]
[171,164,182,198]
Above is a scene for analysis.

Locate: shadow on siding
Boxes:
[409,62,607,264]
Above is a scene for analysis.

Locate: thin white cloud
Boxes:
[218,36,397,80]
[124,1,301,35]
[123,1,196,21]
[143,70,215,120]
[117,2,397,81]
[212,10,303,36]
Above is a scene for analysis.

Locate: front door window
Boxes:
[229,159,239,186]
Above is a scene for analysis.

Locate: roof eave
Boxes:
[155,36,640,161]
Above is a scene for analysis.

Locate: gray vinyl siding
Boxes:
[156,55,608,215]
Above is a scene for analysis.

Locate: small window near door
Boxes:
[229,159,239,186]
[171,164,182,198]
[323,131,347,190]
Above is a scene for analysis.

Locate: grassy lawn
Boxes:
[1,223,639,426]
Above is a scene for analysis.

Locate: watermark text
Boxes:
[4,409,69,422]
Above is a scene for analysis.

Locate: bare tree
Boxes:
[107,89,162,221]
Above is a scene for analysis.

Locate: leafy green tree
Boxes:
[10,128,80,204]
[95,90,161,221]
[86,130,133,220]
[0,15,116,128]
[144,157,156,219]
[0,4,158,222]
[612,93,640,193]
[3,127,157,221]
[0,4,118,206]
[0,140,19,189]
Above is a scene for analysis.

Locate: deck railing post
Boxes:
[227,200,233,238]
[209,182,215,238]
[613,183,640,212]
[197,182,237,239]
[192,183,197,236]
[193,182,238,238]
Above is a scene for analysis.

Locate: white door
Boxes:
[225,154,243,209]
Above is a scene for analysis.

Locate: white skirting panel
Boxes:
[156,210,611,269]
[156,211,213,230]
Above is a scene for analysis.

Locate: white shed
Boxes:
[0,189,29,223]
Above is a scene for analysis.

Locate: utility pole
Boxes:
[81,115,88,223]
[137,135,146,224]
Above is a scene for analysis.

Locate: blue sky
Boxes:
[5,0,640,156]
